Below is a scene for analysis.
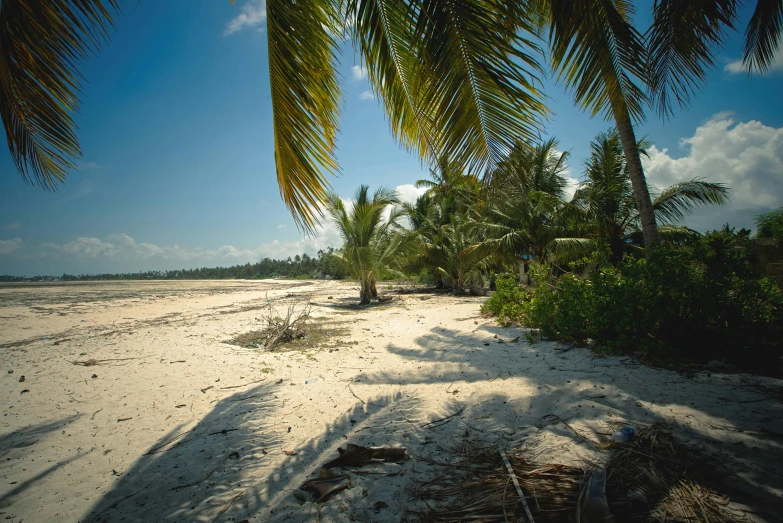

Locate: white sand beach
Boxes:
[1,279,781,522]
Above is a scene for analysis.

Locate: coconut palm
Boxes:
[551,130,731,263]
[531,0,782,249]
[467,138,570,280]
[324,185,410,304]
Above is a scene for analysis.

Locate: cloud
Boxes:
[224,0,266,36]
[394,184,427,205]
[277,224,286,230]
[0,183,430,274]
[359,90,375,101]
[643,113,783,231]
[725,40,783,75]
[0,238,23,255]
[4,221,21,231]
[351,65,367,81]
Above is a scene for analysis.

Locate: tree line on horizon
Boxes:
[0,248,348,283]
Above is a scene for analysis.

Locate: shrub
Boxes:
[485,230,783,374]
[481,275,529,325]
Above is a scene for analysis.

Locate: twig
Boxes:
[211,491,244,523]
[117,417,132,422]
[498,447,535,523]
[170,360,186,364]
[422,405,466,428]
[200,386,214,393]
[172,470,214,491]
[348,384,365,404]
[219,378,265,390]
[90,408,103,420]
[146,431,188,455]
[69,357,140,366]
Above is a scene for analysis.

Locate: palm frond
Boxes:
[646,0,737,118]
[547,0,648,123]
[546,237,596,261]
[652,178,730,225]
[267,0,342,231]
[348,0,440,157]
[414,0,548,171]
[0,0,119,187]
[743,0,783,73]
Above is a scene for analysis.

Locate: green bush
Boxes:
[481,275,529,325]
[485,230,783,374]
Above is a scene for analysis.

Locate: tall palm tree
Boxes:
[533,0,782,249]
[552,130,731,263]
[324,185,409,304]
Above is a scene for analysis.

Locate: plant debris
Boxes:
[605,423,746,522]
[409,442,585,522]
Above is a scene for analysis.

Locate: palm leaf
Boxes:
[414,0,548,171]
[646,0,737,118]
[547,0,648,123]
[743,0,783,73]
[267,0,342,231]
[652,178,730,225]
[348,0,440,157]
[0,0,119,188]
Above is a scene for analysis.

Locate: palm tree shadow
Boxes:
[82,384,282,523]
[358,325,783,520]
[82,387,423,523]
[0,415,83,509]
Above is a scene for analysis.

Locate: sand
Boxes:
[0,279,781,522]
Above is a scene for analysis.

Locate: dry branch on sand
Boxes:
[227,296,313,350]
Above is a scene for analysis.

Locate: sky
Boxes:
[1,0,782,276]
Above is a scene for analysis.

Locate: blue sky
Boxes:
[1,0,782,276]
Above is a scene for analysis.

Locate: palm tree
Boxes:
[551,130,731,263]
[533,0,782,249]
[468,138,570,280]
[324,185,409,304]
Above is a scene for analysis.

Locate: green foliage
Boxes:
[486,229,783,373]
[481,275,529,326]
[755,207,783,241]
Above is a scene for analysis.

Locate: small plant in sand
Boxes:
[228,295,350,351]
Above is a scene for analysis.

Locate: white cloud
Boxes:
[277,224,286,229]
[351,65,367,81]
[224,0,266,36]
[394,184,427,205]
[0,183,429,273]
[4,221,21,230]
[359,90,375,101]
[0,238,23,255]
[725,39,783,75]
[643,113,783,231]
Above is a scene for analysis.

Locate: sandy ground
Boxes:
[0,279,782,522]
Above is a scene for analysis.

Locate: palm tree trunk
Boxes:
[360,278,373,305]
[613,107,659,248]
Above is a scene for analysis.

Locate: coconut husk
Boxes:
[408,443,586,522]
[605,423,746,522]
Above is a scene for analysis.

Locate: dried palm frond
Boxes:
[606,423,745,522]
[408,443,585,522]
